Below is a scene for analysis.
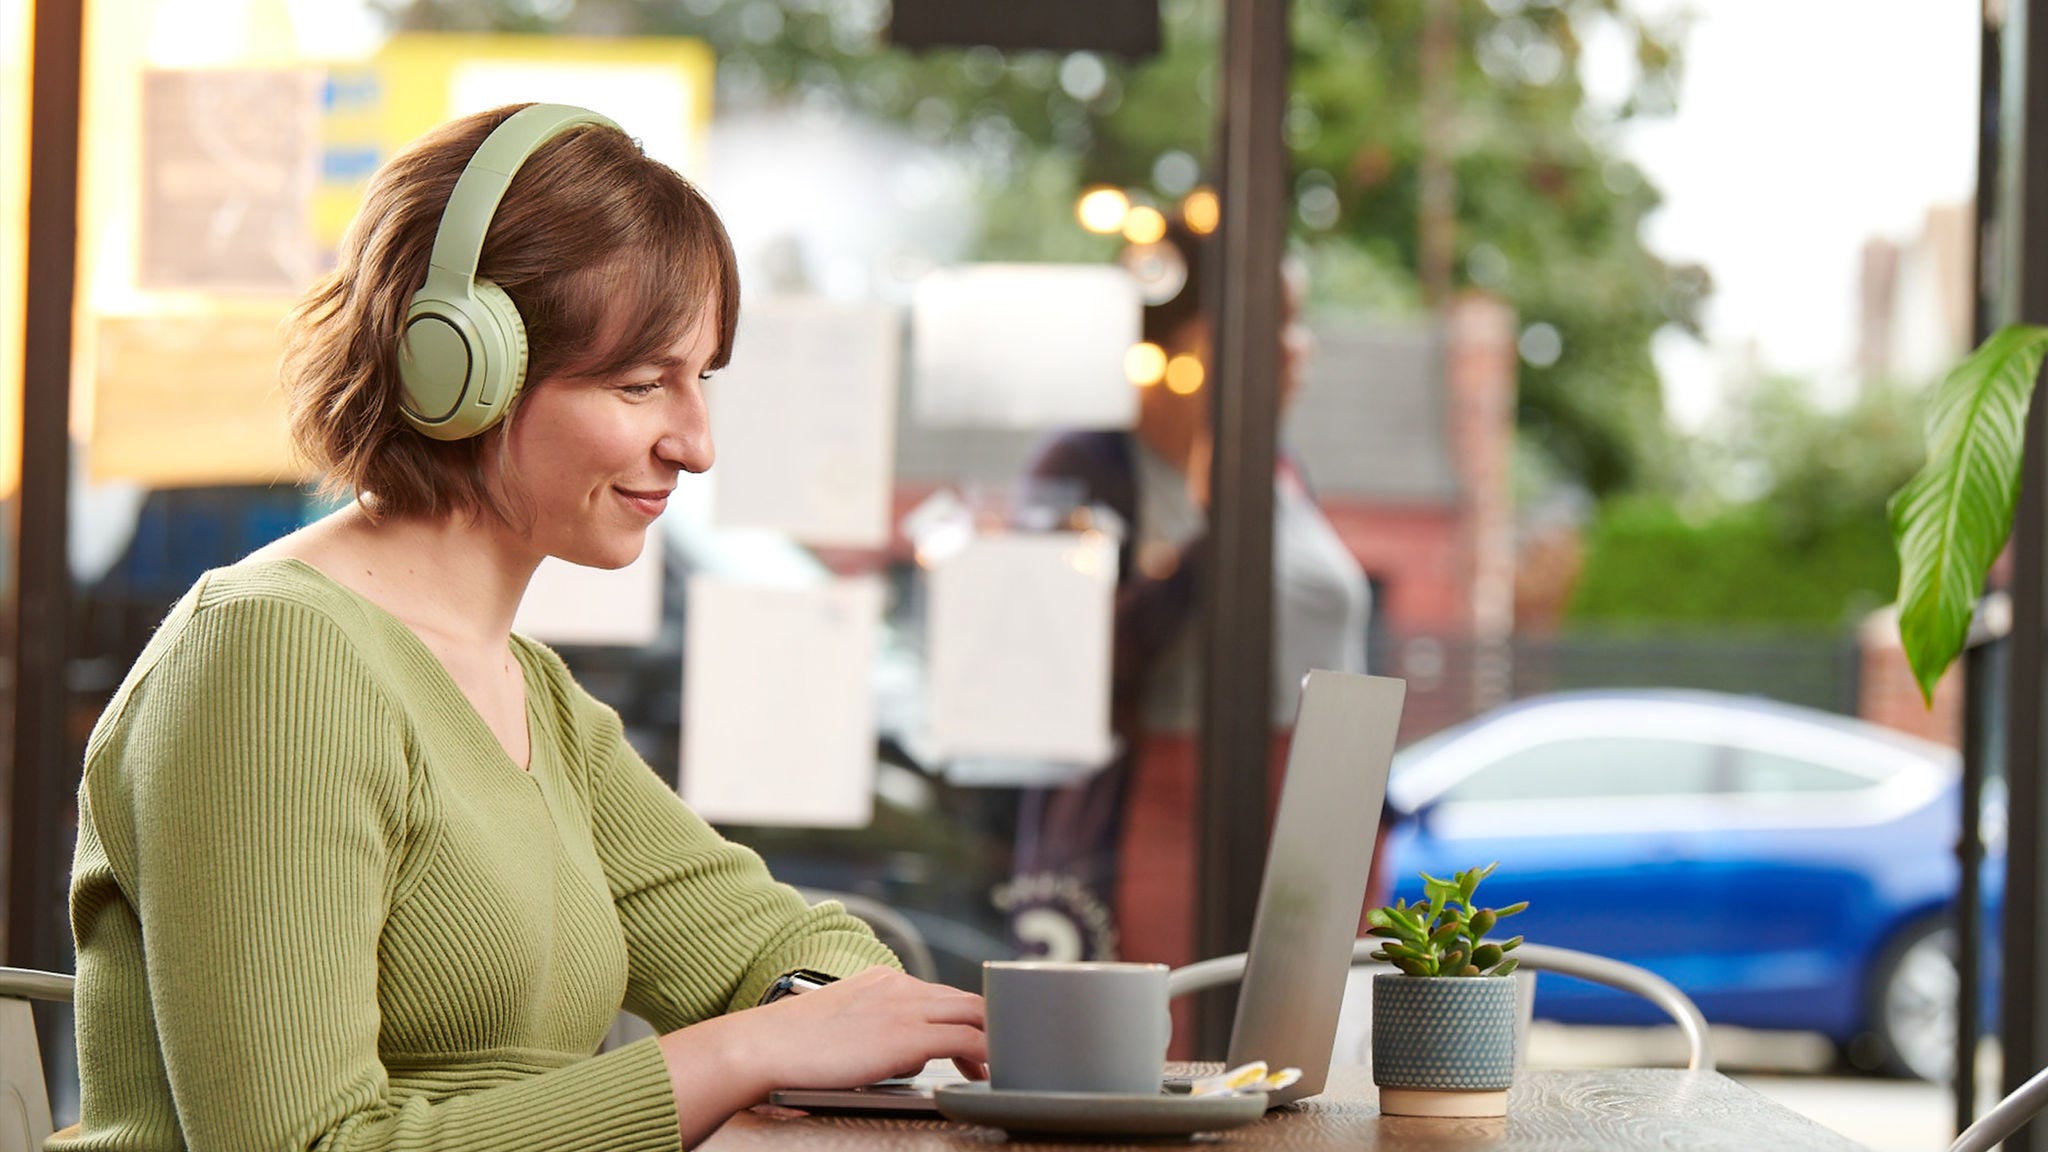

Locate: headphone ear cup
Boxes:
[397,278,528,440]
[464,276,529,433]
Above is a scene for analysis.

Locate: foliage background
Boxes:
[375,0,1922,634]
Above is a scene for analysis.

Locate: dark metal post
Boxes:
[12,0,82,983]
[1958,2,2005,1133]
[1963,625,2009,1130]
[2000,1,2048,1146]
[1195,0,1288,1056]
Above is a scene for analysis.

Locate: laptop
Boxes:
[771,669,1405,1113]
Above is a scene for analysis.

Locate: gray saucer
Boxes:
[933,1082,1268,1137]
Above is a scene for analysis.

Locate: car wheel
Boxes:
[1868,916,1958,1083]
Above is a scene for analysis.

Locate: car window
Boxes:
[1727,748,1873,795]
[1440,736,1719,803]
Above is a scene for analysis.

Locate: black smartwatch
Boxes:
[758,968,837,1006]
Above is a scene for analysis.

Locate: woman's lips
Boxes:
[616,487,670,517]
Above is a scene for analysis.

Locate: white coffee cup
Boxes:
[983,960,1172,1095]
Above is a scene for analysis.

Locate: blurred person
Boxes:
[1004,220,1382,1033]
[59,104,984,1152]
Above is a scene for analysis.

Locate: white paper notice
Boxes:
[912,264,1140,429]
[709,299,899,547]
[927,533,1118,763]
[514,546,663,647]
[682,576,881,828]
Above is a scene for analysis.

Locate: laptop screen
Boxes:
[1225,671,1405,1104]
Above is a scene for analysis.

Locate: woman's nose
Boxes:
[659,405,715,474]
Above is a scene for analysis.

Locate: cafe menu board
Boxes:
[707,298,901,549]
[91,311,305,488]
[139,68,323,294]
[513,546,664,649]
[925,531,1118,765]
[910,264,1141,431]
[682,575,881,829]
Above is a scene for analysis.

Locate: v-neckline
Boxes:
[254,557,541,775]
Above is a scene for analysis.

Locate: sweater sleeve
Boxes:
[75,595,684,1152]
[574,699,902,1029]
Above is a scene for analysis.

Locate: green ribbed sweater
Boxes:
[58,558,897,1152]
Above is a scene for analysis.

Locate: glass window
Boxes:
[1727,748,1873,796]
[1440,737,1720,803]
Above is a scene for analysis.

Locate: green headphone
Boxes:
[397,103,622,441]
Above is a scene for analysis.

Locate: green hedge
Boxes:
[1566,496,1898,630]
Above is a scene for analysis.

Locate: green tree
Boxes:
[1569,379,1929,628]
[379,0,1704,494]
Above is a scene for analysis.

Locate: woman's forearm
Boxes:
[658,1014,770,1148]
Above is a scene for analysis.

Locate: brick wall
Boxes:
[1857,607,1963,749]
[1444,292,1518,642]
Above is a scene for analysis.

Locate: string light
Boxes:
[1124,341,1168,386]
[1165,354,1205,395]
[1076,186,1131,234]
[1182,186,1220,234]
[1121,204,1167,245]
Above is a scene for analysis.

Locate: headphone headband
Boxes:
[397,102,623,441]
[423,103,623,289]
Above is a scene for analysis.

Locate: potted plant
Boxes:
[1366,861,1528,1118]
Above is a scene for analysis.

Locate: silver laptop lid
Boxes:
[1225,670,1405,1105]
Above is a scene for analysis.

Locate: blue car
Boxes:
[1382,690,1997,1081]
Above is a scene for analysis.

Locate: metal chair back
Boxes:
[1166,939,1716,1072]
[0,967,73,1152]
[1949,1063,2048,1152]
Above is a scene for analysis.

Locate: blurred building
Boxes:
[1857,201,1973,386]
[1854,202,1975,748]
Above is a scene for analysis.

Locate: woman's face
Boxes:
[490,313,719,569]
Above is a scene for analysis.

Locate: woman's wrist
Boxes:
[656,1014,771,1144]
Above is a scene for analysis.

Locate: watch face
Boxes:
[761,970,838,1005]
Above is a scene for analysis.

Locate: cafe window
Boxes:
[1439,737,1721,804]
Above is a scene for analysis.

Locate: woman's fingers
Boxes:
[922,990,985,1027]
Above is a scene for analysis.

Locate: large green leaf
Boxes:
[1889,324,2048,704]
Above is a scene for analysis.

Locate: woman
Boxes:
[59,104,984,1152]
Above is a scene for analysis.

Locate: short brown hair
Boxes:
[282,103,740,523]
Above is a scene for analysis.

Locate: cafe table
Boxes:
[703,1066,1876,1151]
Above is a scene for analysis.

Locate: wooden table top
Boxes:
[703,1067,1874,1151]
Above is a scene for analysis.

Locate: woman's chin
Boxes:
[552,535,648,572]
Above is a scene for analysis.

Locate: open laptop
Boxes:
[771,669,1405,1113]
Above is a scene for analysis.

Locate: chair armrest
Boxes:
[0,968,72,1004]
[1951,1063,2048,1152]
[1165,940,1715,1072]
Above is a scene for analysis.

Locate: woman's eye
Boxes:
[620,381,662,397]
[698,371,715,383]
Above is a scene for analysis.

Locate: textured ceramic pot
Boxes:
[1371,972,1518,1117]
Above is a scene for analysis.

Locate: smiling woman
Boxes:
[55,103,988,1152]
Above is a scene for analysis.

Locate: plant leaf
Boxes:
[1383,906,1426,940]
[1890,323,2048,704]
[1492,958,1519,977]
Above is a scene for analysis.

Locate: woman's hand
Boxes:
[656,967,986,1144]
[739,967,987,1088]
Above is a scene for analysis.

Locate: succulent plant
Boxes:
[1366,861,1527,977]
